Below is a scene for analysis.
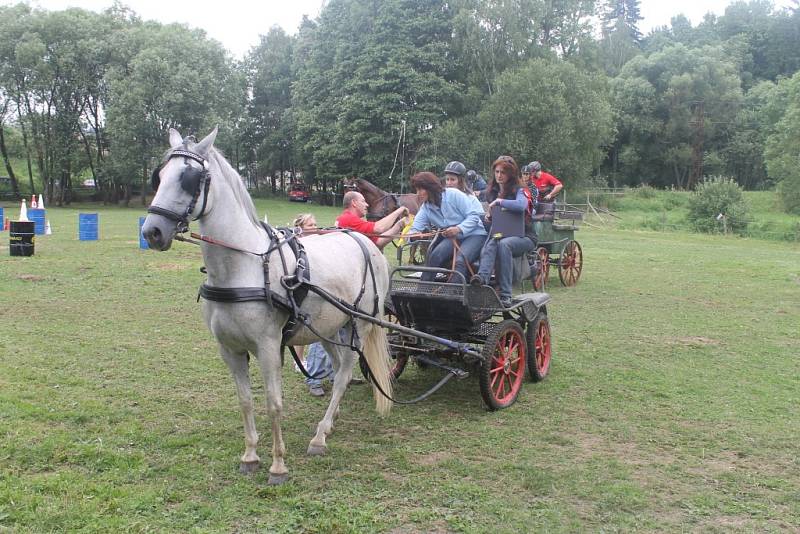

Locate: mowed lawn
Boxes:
[1,200,798,532]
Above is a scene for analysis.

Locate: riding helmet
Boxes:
[529,161,542,172]
[444,161,467,177]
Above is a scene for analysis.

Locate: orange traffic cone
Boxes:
[30,194,37,209]
[3,218,8,230]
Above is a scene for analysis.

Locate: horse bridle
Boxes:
[366,192,398,221]
[147,147,211,232]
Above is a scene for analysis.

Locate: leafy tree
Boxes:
[598,0,642,75]
[104,20,240,205]
[244,27,296,193]
[764,71,800,214]
[471,58,614,184]
[610,44,742,188]
[293,0,459,189]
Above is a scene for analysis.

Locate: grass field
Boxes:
[1,199,799,532]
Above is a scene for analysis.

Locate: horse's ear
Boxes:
[193,126,218,156]
[168,128,183,148]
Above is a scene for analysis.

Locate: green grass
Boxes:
[606,188,800,242]
[1,199,799,532]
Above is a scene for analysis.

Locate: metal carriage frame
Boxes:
[377,266,553,410]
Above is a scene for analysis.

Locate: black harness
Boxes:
[148,147,212,233]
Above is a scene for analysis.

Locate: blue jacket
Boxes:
[410,189,487,238]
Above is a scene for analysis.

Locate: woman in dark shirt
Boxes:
[470,156,536,307]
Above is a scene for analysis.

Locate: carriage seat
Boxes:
[531,202,555,221]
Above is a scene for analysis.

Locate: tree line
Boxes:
[1,0,799,213]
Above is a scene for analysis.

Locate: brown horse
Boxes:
[343,178,419,221]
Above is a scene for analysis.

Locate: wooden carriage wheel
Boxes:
[478,320,527,410]
[557,240,582,287]
[533,246,549,291]
[526,313,552,382]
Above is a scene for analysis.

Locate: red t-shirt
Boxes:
[534,171,562,193]
[335,210,378,243]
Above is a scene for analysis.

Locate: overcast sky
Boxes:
[5,0,797,60]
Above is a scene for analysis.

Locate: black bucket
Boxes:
[10,221,35,256]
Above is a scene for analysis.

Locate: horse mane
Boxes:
[357,178,386,196]
[206,147,262,230]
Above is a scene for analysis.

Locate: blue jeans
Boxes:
[305,342,334,387]
[422,234,486,283]
[477,236,535,300]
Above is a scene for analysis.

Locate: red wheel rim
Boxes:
[488,329,526,404]
[558,241,582,286]
[534,320,551,376]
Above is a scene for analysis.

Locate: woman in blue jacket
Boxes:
[409,171,487,283]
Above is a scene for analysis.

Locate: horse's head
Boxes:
[142,127,218,250]
[342,177,358,191]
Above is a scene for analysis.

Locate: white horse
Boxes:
[141,128,393,485]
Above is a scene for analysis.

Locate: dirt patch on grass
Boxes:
[413,450,454,467]
[17,274,45,282]
[155,263,187,271]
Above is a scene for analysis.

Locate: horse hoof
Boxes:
[268,472,289,485]
[307,444,327,456]
[239,461,260,475]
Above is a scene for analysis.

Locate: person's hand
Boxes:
[442,226,460,238]
[473,191,480,197]
[544,194,552,201]
[488,199,502,209]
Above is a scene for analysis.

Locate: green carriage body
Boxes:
[531,204,583,289]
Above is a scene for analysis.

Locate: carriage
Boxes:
[369,261,553,411]
[529,203,584,290]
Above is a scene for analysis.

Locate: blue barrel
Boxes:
[78,213,99,241]
[28,208,46,235]
[139,216,149,249]
[0,207,4,231]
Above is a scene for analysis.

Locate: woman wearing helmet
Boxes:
[470,156,536,307]
[443,161,469,192]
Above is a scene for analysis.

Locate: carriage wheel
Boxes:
[478,320,527,410]
[533,247,549,291]
[526,313,552,382]
[558,240,582,287]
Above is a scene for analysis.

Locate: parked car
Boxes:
[288,183,311,202]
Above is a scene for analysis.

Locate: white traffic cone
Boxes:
[30,194,37,209]
[45,220,52,235]
[38,194,45,209]
[263,213,268,224]
[19,199,29,221]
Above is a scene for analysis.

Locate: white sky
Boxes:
[4,0,797,60]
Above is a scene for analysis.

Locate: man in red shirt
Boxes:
[529,161,563,203]
[336,191,408,250]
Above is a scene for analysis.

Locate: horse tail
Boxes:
[362,320,393,416]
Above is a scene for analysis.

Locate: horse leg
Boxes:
[307,337,355,456]
[218,345,261,474]
[253,341,289,485]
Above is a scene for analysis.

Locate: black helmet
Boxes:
[529,161,542,172]
[444,161,466,176]
[465,169,477,181]
[521,164,531,174]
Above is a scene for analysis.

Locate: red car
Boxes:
[288,183,311,202]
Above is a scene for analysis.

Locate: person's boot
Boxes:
[309,385,325,397]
